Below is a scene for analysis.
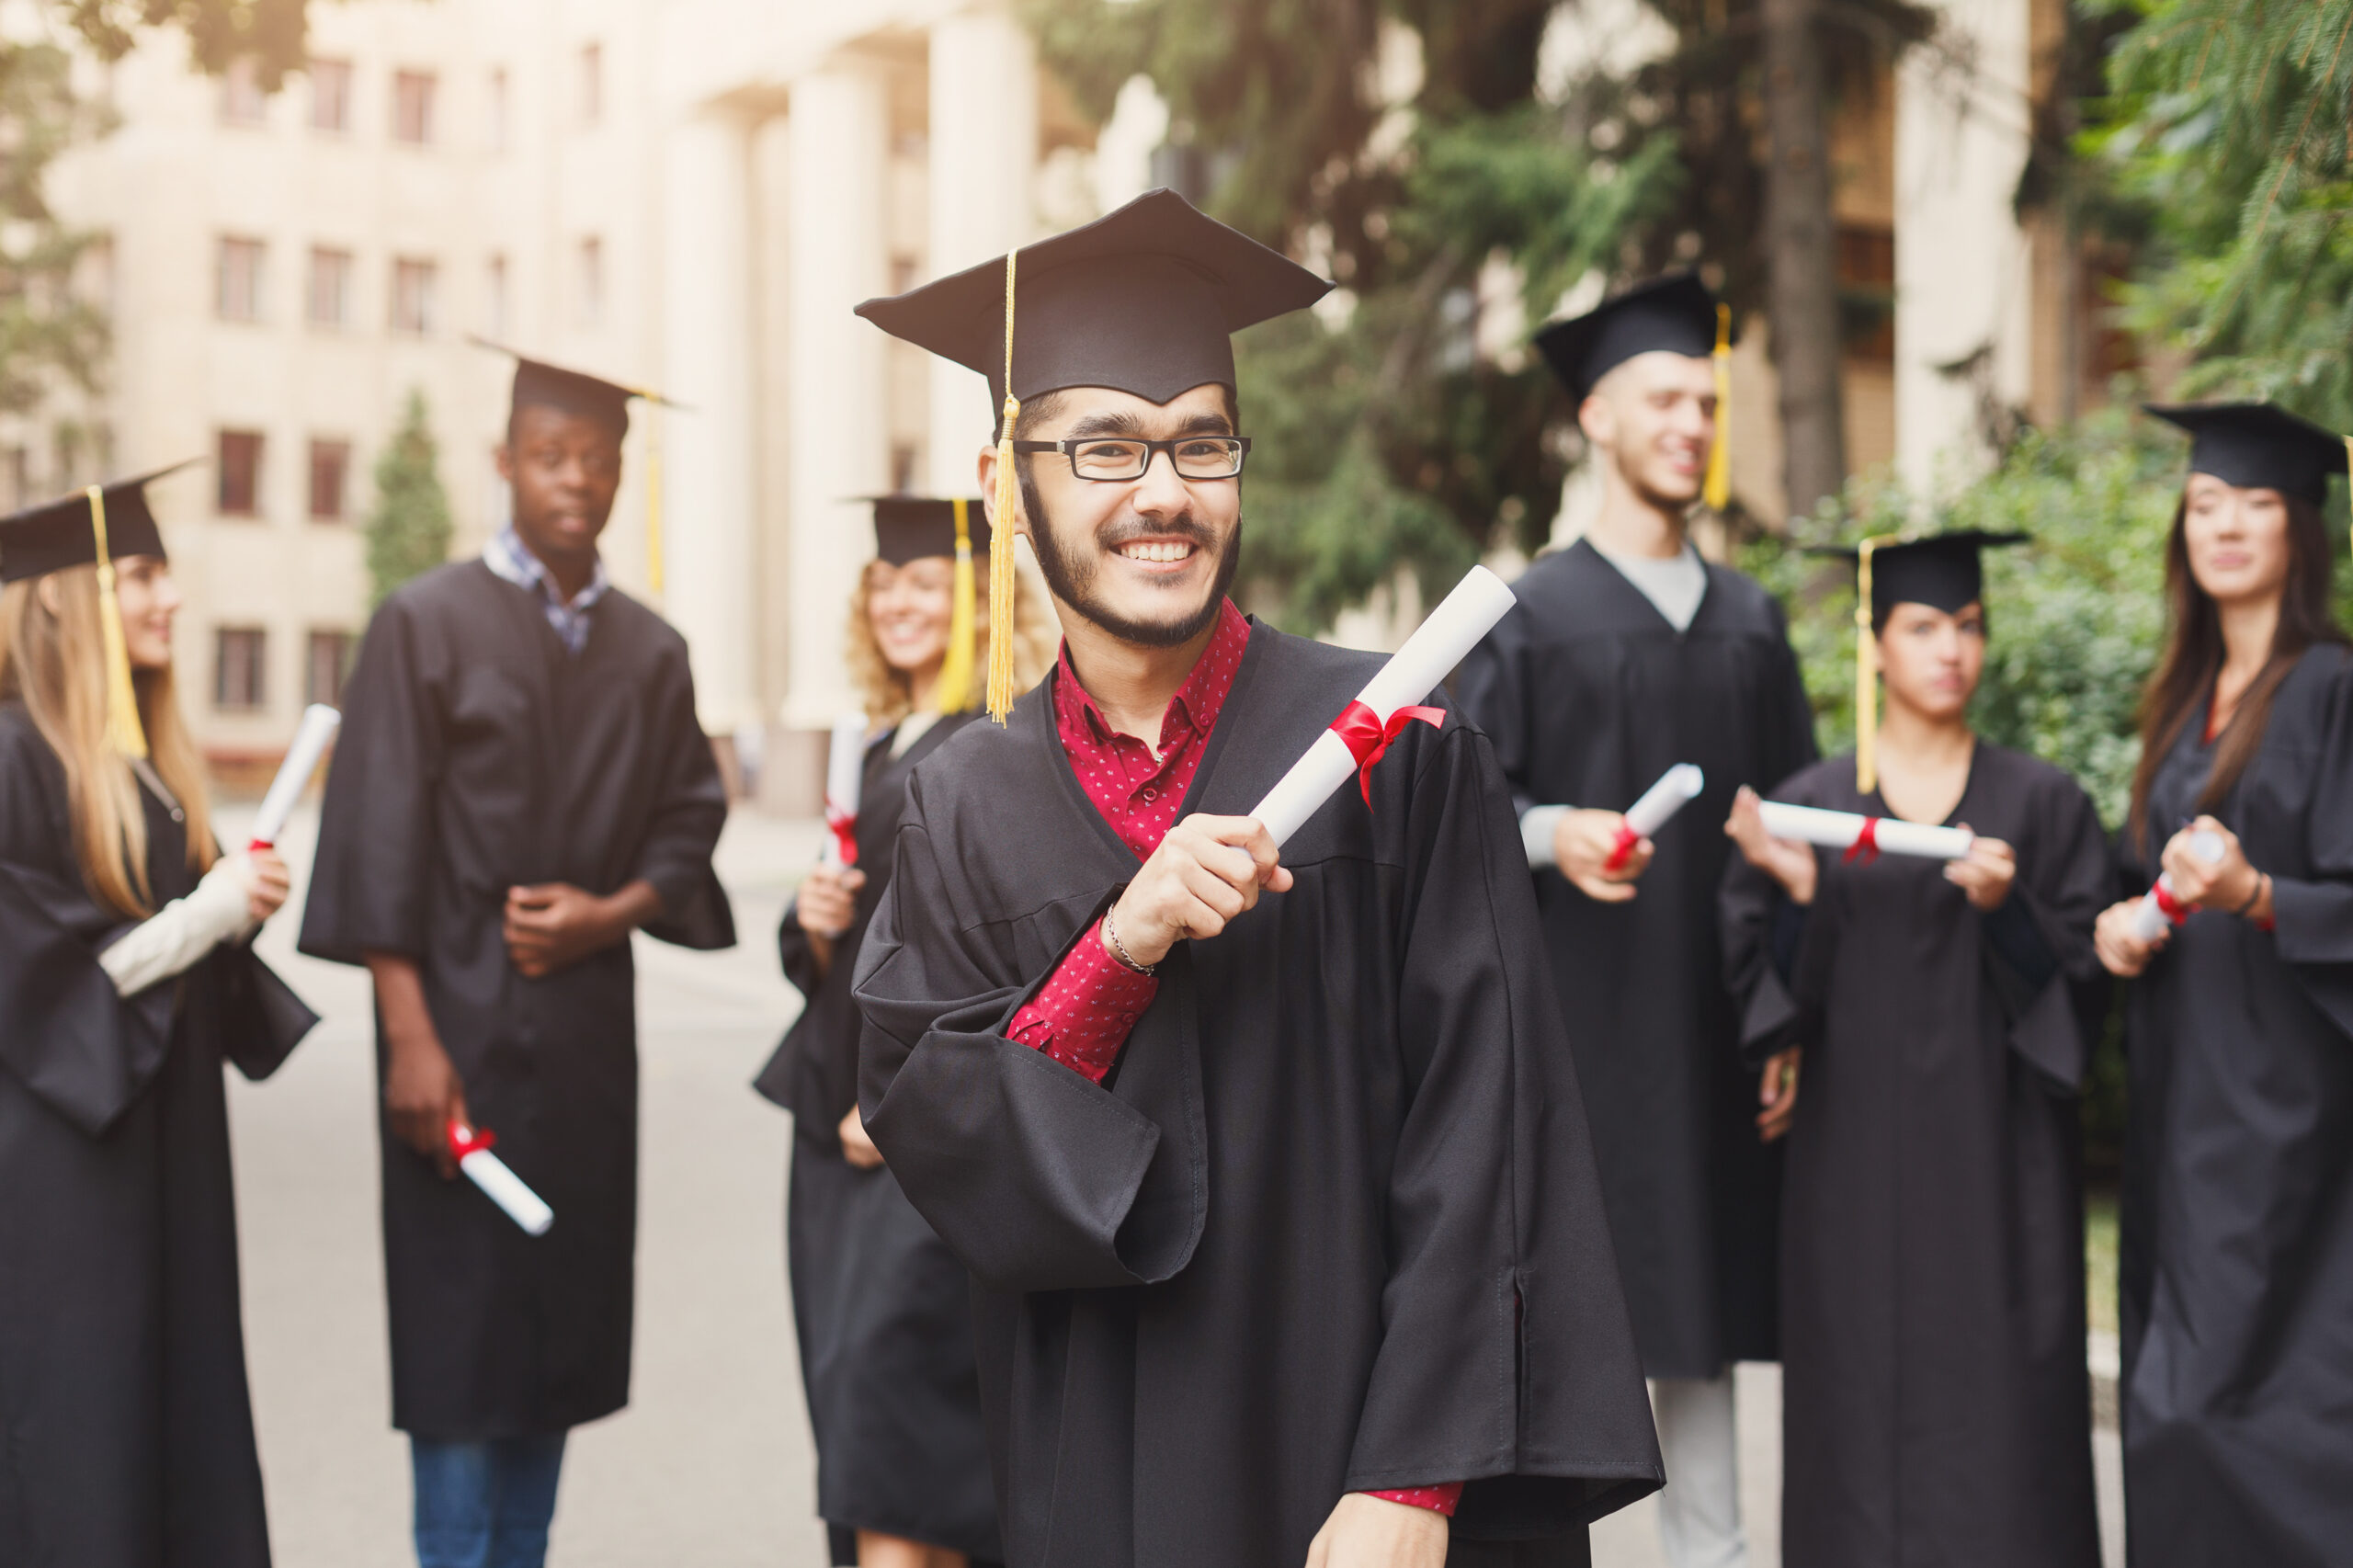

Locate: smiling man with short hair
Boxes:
[850,190,1659,1568]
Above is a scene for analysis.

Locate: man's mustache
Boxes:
[1094,515,1220,552]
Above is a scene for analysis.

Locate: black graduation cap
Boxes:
[0,461,195,585]
[2144,402,2350,506]
[854,187,1331,420]
[867,495,993,565]
[1533,273,1732,403]
[1809,529,2030,626]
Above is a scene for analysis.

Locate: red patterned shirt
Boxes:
[1006,597,1461,1518]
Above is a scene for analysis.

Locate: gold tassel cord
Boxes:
[934,497,977,713]
[987,245,1021,724]
[87,483,149,760]
[1703,301,1733,513]
[640,391,665,599]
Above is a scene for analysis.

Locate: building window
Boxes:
[391,257,437,335]
[308,438,351,520]
[1836,224,1897,364]
[307,246,352,327]
[306,631,353,707]
[218,429,264,516]
[51,425,85,489]
[890,253,919,295]
[484,254,508,336]
[392,70,436,144]
[890,443,919,493]
[220,57,267,126]
[579,43,602,126]
[2,447,26,510]
[486,67,509,152]
[576,237,602,328]
[215,628,267,710]
[217,236,265,322]
[311,58,353,133]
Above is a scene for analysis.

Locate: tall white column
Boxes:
[785,64,891,728]
[1893,0,2036,491]
[662,112,759,733]
[926,7,1038,494]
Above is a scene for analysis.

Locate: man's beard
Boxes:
[1021,470,1243,649]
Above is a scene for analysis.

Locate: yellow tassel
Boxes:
[1703,301,1733,513]
[987,245,1021,724]
[642,393,665,598]
[934,497,977,712]
[87,483,149,760]
[1853,533,1904,796]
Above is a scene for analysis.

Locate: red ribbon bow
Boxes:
[1330,700,1448,808]
[1843,816,1881,864]
[448,1121,497,1162]
[2153,880,2189,926]
[1604,821,1643,874]
[824,807,859,868]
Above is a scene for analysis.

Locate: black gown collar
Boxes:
[1568,534,1715,635]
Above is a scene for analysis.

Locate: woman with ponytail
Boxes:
[2093,403,2353,1567]
[754,496,1047,1568]
[0,471,314,1568]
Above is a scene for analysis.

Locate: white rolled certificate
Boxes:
[1249,565,1518,846]
[2129,829,2226,942]
[819,713,868,869]
[1757,801,1973,861]
[449,1122,554,1236]
[248,704,341,847]
[1624,764,1705,837]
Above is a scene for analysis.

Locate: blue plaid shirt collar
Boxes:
[483,526,609,655]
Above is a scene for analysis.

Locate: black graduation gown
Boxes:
[854,620,1662,1568]
[298,559,734,1439]
[1455,540,1815,1377]
[1720,744,2107,1568]
[0,701,317,1568]
[752,714,1001,1566]
[2117,645,2353,1567]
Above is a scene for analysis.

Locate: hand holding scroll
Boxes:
[1556,809,1652,902]
[1108,814,1292,970]
[1942,832,2017,912]
[1725,787,1818,906]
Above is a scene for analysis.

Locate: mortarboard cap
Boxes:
[0,461,192,585]
[2144,402,2349,506]
[0,460,200,759]
[857,188,1329,721]
[1534,273,1731,403]
[867,495,994,566]
[856,188,1331,418]
[1809,529,2029,627]
[473,337,684,595]
[1810,530,2031,795]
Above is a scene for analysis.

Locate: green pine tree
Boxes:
[365,390,452,609]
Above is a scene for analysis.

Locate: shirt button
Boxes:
[1142,787,1157,801]
[1120,1012,1137,1024]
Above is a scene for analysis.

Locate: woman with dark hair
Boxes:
[1721,531,2109,1568]
[754,497,1049,1568]
[0,471,315,1567]
[2094,402,2353,1567]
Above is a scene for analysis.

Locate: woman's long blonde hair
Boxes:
[0,564,215,915]
[844,551,1055,727]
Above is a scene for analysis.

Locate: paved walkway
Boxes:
[228,807,2122,1567]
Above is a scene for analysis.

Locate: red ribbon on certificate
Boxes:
[1843,816,1881,864]
[1331,700,1447,807]
[824,807,859,868]
[1604,821,1643,873]
[448,1121,498,1162]
[2153,880,2190,926]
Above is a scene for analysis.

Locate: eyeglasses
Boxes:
[1011,436,1252,483]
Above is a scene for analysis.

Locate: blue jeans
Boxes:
[411,1434,567,1568]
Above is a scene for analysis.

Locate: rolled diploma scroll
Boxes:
[818,713,868,869]
[248,704,341,847]
[2129,830,2226,942]
[451,1123,554,1236]
[1756,801,1973,860]
[1624,764,1707,838]
[1250,565,1519,847]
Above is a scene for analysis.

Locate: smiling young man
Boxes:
[300,352,733,1568]
[848,190,1659,1568]
[1456,277,1816,1568]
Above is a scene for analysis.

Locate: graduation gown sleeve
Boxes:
[2260,657,2353,1032]
[628,641,733,951]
